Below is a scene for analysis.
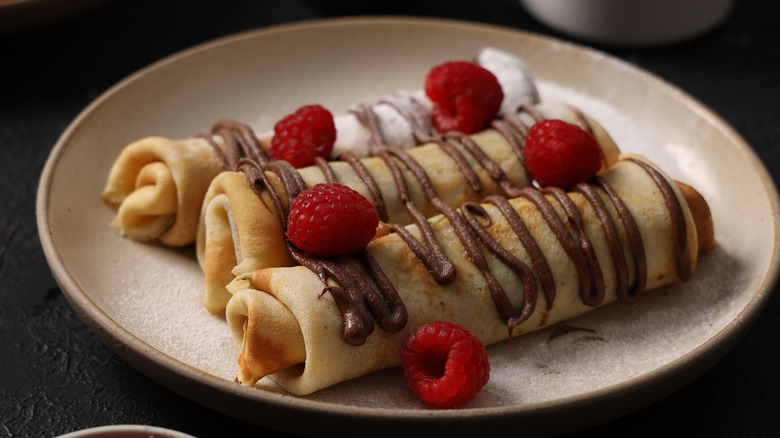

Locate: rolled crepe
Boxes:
[198,102,621,314]
[101,136,226,246]
[101,47,539,246]
[225,154,715,395]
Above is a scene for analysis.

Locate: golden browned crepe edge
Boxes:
[198,171,296,314]
[677,181,716,252]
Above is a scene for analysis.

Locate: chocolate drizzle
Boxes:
[200,120,271,170]
[379,96,439,144]
[350,103,387,156]
[478,195,556,308]
[289,246,407,346]
[351,95,441,153]
[227,107,691,345]
[442,160,685,335]
[379,147,458,283]
[461,201,539,335]
[237,159,305,229]
[627,158,690,281]
[588,176,647,304]
[542,186,603,306]
[340,153,389,223]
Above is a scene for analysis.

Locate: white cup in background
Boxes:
[519,0,734,46]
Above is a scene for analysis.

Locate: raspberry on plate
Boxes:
[286,183,379,256]
[424,61,504,135]
[524,119,604,189]
[270,104,337,168]
[400,321,490,408]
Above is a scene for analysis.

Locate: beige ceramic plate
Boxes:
[37,17,779,437]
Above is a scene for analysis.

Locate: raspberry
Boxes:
[524,119,604,189]
[286,183,379,256]
[270,104,336,168]
[424,61,504,135]
[400,321,490,408]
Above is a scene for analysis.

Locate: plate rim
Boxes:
[35,16,780,437]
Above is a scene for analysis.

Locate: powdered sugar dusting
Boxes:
[538,80,656,158]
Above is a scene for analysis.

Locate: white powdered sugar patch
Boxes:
[537,80,657,158]
[93,237,239,381]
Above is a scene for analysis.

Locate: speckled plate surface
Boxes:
[36,17,780,437]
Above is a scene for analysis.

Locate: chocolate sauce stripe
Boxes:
[350,103,385,156]
[379,148,457,283]
[433,162,671,335]
[543,186,605,306]
[626,158,691,281]
[243,156,690,345]
[451,132,524,199]
[378,96,439,145]
[565,103,596,137]
[197,101,556,183]
[386,147,446,209]
[200,120,270,171]
[288,241,407,346]
[287,243,377,346]
[382,144,574,333]
[570,183,620,306]
[313,156,338,183]
[217,110,690,344]
[204,105,543,230]
[350,98,544,191]
[461,201,539,332]
[384,146,499,290]
[216,120,270,168]
[520,188,595,306]
[265,161,307,205]
[198,134,231,170]
[593,175,647,304]
[390,214,457,284]
[342,153,391,223]
[436,138,483,193]
[396,179,541,334]
[489,119,528,181]
[484,195,556,309]
[323,158,688,344]
[315,153,391,223]
[237,158,304,229]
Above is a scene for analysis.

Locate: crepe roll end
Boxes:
[676,181,716,253]
[109,161,178,242]
[227,287,307,387]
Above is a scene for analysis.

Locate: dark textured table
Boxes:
[2,0,779,437]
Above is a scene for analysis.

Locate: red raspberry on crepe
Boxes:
[286,183,379,256]
[424,61,504,135]
[525,119,605,189]
[270,104,337,168]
